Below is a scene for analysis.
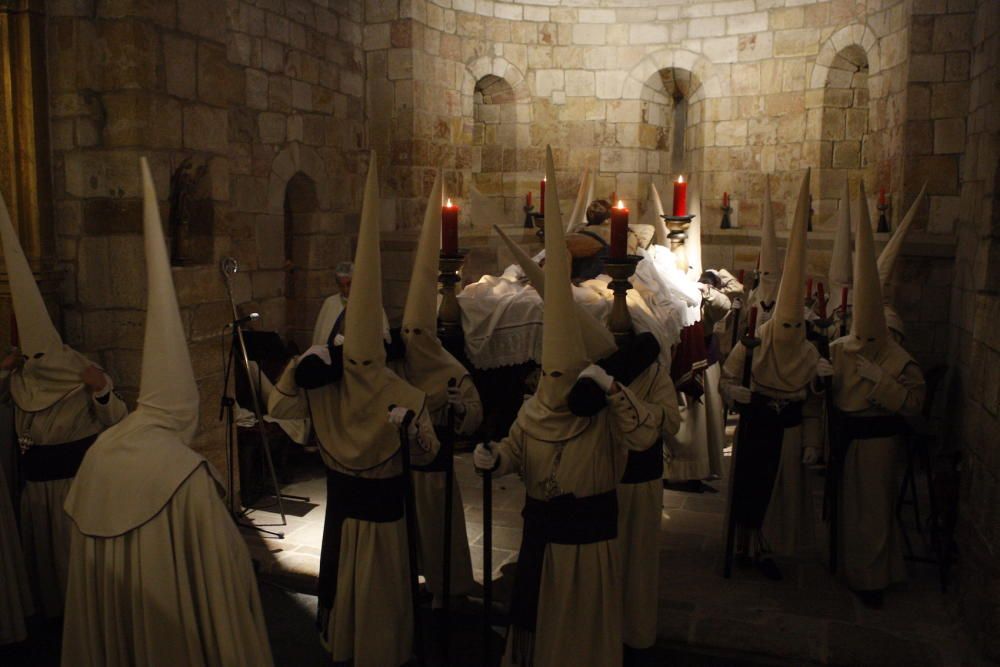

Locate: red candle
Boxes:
[610,200,629,259]
[526,191,532,208]
[817,282,827,319]
[723,191,729,208]
[540,178,546,216]
[878,187,886,207]
[672,176,687,216]
[747,306,758,337]
[806,277,813,300]
[442,198,459,255]
[610,191,617,204]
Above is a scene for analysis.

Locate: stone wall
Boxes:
[45,0,366,471]
[950,0,1000,658]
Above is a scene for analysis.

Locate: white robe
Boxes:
[494,386,660,667]
[0,460,32,645]
[62,464,273,666]
[0,371,127,617]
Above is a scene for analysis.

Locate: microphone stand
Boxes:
[218,257,308,536]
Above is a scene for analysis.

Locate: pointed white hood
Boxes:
[749,176,781,320]
[1,187,91,412]
[829,179,853,290]
[66,158,207,538]
[643,182,670,246]
[400,171,468,408]
[566,168,592,233]
[752,169,819,393]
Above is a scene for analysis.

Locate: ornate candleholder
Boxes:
[604,255,640,342]
[437,251,467,345]
[661,214,694,272]
[720,203,733,229]
[523,203,535,229]
[530,212,545,239]
[877,202,890,233]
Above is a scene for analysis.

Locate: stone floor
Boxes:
[243,423,985,667]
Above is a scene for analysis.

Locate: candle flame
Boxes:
[445,198,453,208]
[616,199,625,209]
[677,175,684,184]
[543,177,547,182]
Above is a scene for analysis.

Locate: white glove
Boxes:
[578,364,615,394]
[446,386,466,415]
[387,406,419,438]
[333,334,345,347]
[815,358,834,378]
[727,385,752,405]
[473,443,497,472]
[857,357,883,383]
[301,344,332,366]
[802,447,820,465]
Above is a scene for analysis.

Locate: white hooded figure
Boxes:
[828,179,854,334]
[473,147,663,667]
[394,171,483,606]
[0,190,128,619]
[877,183,927,344]
[830,182,926,606]
[269,152,439,667]
[498,224,680,658]
[721,170,826,576]
[61,159,273,666]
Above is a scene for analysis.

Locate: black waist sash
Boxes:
[21,434,99,482]
[732,396,804,530]
[316,468,405,636]
[509,490,617,662]
[621,439,664,484]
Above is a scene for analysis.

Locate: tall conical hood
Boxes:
[847,180,887,353]
[401,171,468,405]
[495,224,616,361]
[877,182,927,289]
[751,169,819,393]
[829,179,853,288]
[344,151,387,366]
[137,158,199,441]
[538,146,587,409]
[567,167,592,233]
[759,176,780,280]
[645,182,669,246]
[0,189,61,356]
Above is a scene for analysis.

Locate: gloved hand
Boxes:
[301,344,332,366]
[446,384,466,415]
[332,334,345,347]
[387,406,418,439]
[473,443,497,473]
[802,447,820,465]
[727,385,752,405]
[578,364,615,394]
[857,356,883,383]
[815,358,834,378]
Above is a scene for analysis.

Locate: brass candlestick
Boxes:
[661,214,694,272]
[437,251,467,343]
[523,203,535,229]
[720,204,733,229]
[604,255,640,343]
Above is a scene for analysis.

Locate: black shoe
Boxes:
[757,557,783,581]
[854,589,884,609]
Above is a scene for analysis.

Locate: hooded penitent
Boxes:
[755,176,781,311]
[516,147,592,441]
[65,158,209,537]
[0,190,91,412]
[494,224,617,362]
[566,168,593,234]
[642,182,670,247]
[401,171,468,411]
[832,182,915,413]
[322,152,425,470]
[877,183,927,339]
[829,179,853,291]
[751,169,819,394]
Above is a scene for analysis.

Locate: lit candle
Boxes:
[610,200,629,259]
[442,198,459,255]
[526,191,532,208]
[817,282,827,319]
[540,177,546,216]
[723,191,729,208]
[672,175,687,216]
[878,187,886,207]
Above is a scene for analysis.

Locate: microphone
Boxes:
[227,312,260,329]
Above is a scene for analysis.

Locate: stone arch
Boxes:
[810,24,881,90]
[623,49,725,104]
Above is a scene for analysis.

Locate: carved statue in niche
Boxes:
[168,158,208,266]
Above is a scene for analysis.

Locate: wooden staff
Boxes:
[395,408,426,667]
[814,285,842,573]
[482,444,493,667]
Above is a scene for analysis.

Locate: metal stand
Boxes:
[661,214,695,272]
[438,251,467,346]
[720,204,733,230]
[877,202,890,233]
[522,203,535,229]
[218,257,307,537]
[604,255,640,343]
